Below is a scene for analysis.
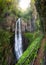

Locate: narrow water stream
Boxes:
[14,18,23,60]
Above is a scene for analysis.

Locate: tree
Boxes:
[35,0,46,33]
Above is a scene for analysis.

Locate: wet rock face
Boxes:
[22,34,29,52]
[12,33,29,53]
[10,33,17,65]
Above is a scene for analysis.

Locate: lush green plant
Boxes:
[0,29,11,65]
[24,33,33,42]
[16,34,44,65]
[0,29,10,45]
[24,31,41,43]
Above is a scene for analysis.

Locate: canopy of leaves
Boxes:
[0,0,19,18]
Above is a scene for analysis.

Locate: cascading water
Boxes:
[15,18,23,60]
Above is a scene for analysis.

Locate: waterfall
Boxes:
[15,18,23,60]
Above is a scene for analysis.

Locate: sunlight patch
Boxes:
[19,0,31,11]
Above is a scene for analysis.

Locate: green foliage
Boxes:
[0,29,10,44]
[0,0,19,18]
[22,8,32,20]
[0,29,11,65]
[35,0,46,33]
[35,19,40,30]
[24,33,33,43]
[16,34,44,65]
[24,31,41,43]
[0,0,12,16]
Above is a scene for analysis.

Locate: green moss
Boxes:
[24,31,41,43]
